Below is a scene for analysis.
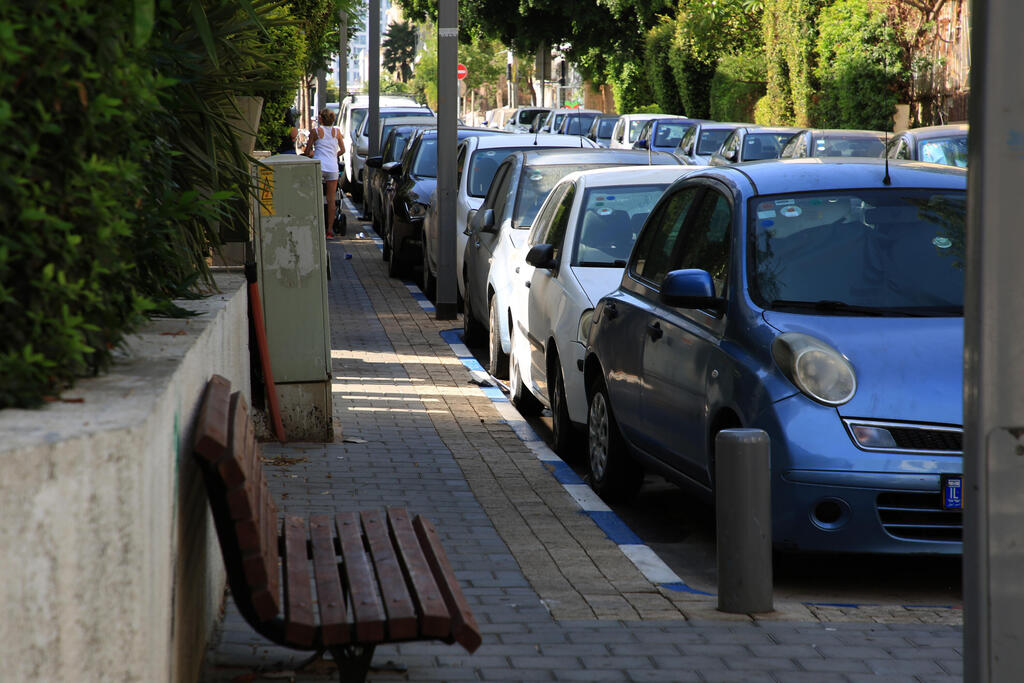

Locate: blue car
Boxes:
[584,159,966,555]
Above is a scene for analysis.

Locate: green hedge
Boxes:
[645,19,683,115]
[710,50,766,122]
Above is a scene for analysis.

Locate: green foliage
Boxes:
[383,20,417,82]
[709,49,766,122]
[761,0,822,125]
[644,19,683,115]
[811,0,905,130]
[607,59,654,115]
[409,28,438,108]
[254,18,307,152]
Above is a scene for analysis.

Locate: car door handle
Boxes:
[604,302,618,319]
[647,320,663,341]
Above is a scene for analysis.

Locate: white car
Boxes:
[461,148,680,379]
[504,107,551,133]
[508,166,703,454]
[608,113,685,149]
[338,95,422,196]
[538,108,601,134]
[420,133,599,301]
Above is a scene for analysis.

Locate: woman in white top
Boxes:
[304,108,346,237]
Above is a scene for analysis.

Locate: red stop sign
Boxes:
[456,64,468,80]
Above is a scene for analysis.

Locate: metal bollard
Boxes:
[715,428,773,614]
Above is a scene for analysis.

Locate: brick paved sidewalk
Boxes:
[200,212,963,682]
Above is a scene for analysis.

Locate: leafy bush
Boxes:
[812,0,905,130]
[761,0,821,125]
[608,60,654,115]
[645,19,684,115]
[710,50,766,122]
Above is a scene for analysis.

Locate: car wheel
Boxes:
[551,365,578,458]
[587,378,643,501]
[462,283,485,346]
[509,327,543,416]
[487,295,509,379]
[421,231,436,300]
[387,238,403,278]
[382,234,390,261]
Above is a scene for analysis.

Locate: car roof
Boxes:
[566,165,709,188]
[471,133,596,149]
[686,158,966,195]
[744,126,801,135]
[902,123,969,139]
[623,113,683,121]
[693,121,751,129]
[802,128,887,138]
[416,127,507,140]
[519,148,680,166]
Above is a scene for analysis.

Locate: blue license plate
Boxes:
[942,474,963,510]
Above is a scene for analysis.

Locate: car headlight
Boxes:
[407,202,427,219]
[577,308,595,344]
[771,332,856,406]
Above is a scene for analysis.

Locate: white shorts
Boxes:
[322,170,339,182]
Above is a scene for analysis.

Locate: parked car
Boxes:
[608,114,683,149]
[584,158,966,555]
[885,123,968,167]
[633,118,699,155]
[339,94,422,197]
[509,165,703,454]
[362,117,437,223]
[780,128,887,159]
[383,127,505,278]
[365,123,435,237]
[587,115,621,148]
[537,108,601,134]
[555,111,600,136]
[505,107,552,133]
[708,126,801,165]
[349,106,434,200]
[462,148,680,378]
[674,121,751,165]
[420,133,600,300]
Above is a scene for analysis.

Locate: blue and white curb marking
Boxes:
[438,328,712,596]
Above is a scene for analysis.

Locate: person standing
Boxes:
[277,108,299,154]
[304,108,345,238]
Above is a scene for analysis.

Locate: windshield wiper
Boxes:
[769,299,947,317]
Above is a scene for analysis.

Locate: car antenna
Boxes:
[648,123,653,166]
[533,112,540,146]
[578,111,584,148]
[882,53,891,185]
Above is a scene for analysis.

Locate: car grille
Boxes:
[887,426,962,452]
[876,491,962,542]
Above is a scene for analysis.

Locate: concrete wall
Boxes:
[0,272,249,683]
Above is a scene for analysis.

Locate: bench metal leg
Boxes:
[328,644,375,683]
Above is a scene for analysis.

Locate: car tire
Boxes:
[462,284,485,346]
[421,231,436,300]
[551,364,578,458]
[487,295,509,379]
[387,239,403,278]
[587,377,643,501]
[509,327,543,416]
[382,235,390,261]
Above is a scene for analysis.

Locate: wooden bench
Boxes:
[193,375,481,682]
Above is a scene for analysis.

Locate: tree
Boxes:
[383,21,418,82]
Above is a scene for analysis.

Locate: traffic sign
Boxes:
[456,64,468,80]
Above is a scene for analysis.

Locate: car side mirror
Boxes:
[386,163,403,177]
[635,139,649,150]
[723,149,736,161]
[366,156,384,168]
[659,269,726,312]
[471,208,496,233]
[525,243,557,270]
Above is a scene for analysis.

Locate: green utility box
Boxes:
[252,154,332,441]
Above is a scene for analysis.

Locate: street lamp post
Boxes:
[434,0,458,319]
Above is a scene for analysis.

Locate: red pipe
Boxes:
[246,263,287,442]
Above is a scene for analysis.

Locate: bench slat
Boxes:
[413,515,482,653]
[261,478,280,611]
[336,511,386,642]
[194,375,231,462]
[282,516,316,646]
[310,514,349,645]
[387,507,450,638]
[361,509,417,640]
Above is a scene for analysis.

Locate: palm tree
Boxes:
[383,21,418,82]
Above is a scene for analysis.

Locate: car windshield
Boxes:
[514,164,610,228]
[596,118,617,137]
[518,109,544,124]
[563,113,598,135]
[384,130,415,162]
[750,189,966,315]
[627,119,649,142]
[412,137,438,177]
[467,148,518,197]
[697,128,735,155]
[574,184,670,266]
[742,132,794,160]
[812,134,885,157]
[919,135,968,167]
[351,109,367,135]
[654,122,693,149]
[552,113,566,130]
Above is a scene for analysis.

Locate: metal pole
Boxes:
[434,0,458,320]
[339,9,348,99]
[368,0,380,157]
[715,429,773,614]
[964,1,1024,680]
